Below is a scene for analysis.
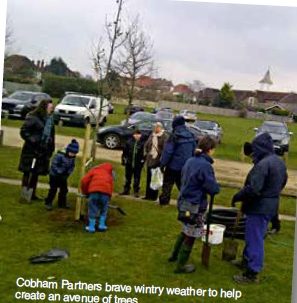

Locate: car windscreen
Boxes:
[130,112,154,119]
[8,92,34,102]
[195,121,216,130]
[261,124,287,134]
[156,111,174,120]
[61,95,90,107]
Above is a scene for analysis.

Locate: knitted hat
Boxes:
[172,115,185,129]
[66,139,79,154]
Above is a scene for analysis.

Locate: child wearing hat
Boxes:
[45,139,79,210]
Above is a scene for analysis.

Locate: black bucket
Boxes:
[209,208,245,240]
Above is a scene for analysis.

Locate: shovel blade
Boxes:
[222,239,239,261]
[20,187,33,203]
[201,243,211,268]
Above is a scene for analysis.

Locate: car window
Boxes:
[61,95,90,107]
[8,92,35,102]
[34,95,45,102]
[261,123,287,134]
[89,99,97,108]
[137,121,154,130]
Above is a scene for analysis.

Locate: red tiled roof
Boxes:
[173,84,193,94]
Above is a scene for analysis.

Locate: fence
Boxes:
[158,100,293,123]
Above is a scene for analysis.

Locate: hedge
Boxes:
[42,73,98,98]
[270,108,290,116]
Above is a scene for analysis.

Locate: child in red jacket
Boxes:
[81,163,114,232]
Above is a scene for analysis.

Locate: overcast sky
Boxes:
[6,0,297,91]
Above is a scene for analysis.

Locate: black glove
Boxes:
[160,166,165,173]
[121,158,126,166]
[231,192,242,207]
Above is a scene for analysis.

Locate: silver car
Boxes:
[254,121,293,155]
[194,120,223,143]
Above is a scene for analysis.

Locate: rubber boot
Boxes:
[85,218,96,233]
[174,243,196,274]
[168,233,185,262]
[98,215,107,232]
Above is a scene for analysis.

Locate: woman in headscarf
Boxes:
[143,122,168,201]
[18,99,55,200]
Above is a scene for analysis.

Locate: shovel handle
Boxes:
[205,195,215,245]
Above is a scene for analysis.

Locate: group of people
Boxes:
[18,100,288,284]
[120,116,197,206]
[168,130,287,285]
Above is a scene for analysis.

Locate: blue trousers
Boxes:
[243,214,271,273]
[88,192,110,219]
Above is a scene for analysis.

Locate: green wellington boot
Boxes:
[168,233,185,262]
[174,243,196,274]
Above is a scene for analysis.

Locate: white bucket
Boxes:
[202,224,226,245]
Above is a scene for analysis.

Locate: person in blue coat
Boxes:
[44,139,79,210]
[232,132,287,283]
[168,136,220,273]
[159,116,196,206]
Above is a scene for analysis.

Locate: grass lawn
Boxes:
[0,145,296,217]
[2,102,297,169]
[0,183,295,303]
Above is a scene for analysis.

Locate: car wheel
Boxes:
[104,133,120,149]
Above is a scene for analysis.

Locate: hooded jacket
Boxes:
[50,150,76,177]
[81,163,114,196]
[178,153,220,210]
[160,125,196,171]
[236,133,287,215]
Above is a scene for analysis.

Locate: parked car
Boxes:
[128,112,156,125]
[194,120,223,143]
[53,92,109,127]
[97,119,204,150]
[97,119,169,149]
[1,91,52,119]
[179,110,197,122]
[254,121,293,155]
[124,104,144,115]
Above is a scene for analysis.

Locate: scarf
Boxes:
[42,115,54,145]
[150,130,164,159]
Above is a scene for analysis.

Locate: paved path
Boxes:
[0,177,295,222]
[2,126,297,196]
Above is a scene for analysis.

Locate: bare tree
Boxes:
[89,0,126,160]
[115,16,154,116]
[187,80,205,93]
[5,17,14,56]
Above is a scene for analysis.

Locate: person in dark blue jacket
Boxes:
[158,116,196,206]
[168,136,220,273]
[232,133,287,283]
[44,139,79,210]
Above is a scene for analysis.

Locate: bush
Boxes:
[270,108,290,116]
[238,108,248,118]
[4,74,37,84]
[42,73,98,98]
